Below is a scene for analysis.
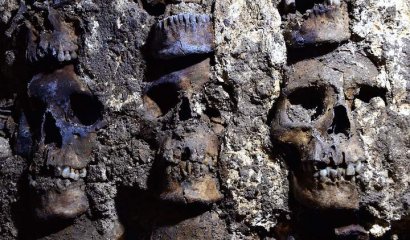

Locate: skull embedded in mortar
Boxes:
[144,13,223,205]
[26,7,79,63]
[271,50,379,209]
[23,65,103,220]
[280,0,350,48]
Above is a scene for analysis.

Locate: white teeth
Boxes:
[79,169,87,178]
[320,169,328,177]
[312,162,364,182]
[58,166,87,180]
[338,168,345,177]
[62,167,70,178]
[326,0,341,6]
[355,161,362,173]
[329,168,338,179]
[285,0,295,6]
[346,163,355,176]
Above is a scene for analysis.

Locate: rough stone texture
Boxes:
[0,0,408,239]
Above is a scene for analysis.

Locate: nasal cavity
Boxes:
[178,97,192,121]
[43,113,62,148]
[329,105,350,136]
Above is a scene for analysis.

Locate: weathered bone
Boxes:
[26,7,79,63]
[282,1,350,48]
[271,50,380,209]
[23,64,103,220]
[150,13,214,59]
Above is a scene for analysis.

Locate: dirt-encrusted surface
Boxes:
[0,0,409,239]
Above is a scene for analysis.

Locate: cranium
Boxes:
[26,7,79,63]
[22,64,103,220]
[145,13,222,205]
[271,50,379,209]
[280,0,350,48]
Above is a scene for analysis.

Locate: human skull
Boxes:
[281,0,350,48]
[24,64,103,220]
[271,50,379,209]
[144,13,222,205]
[26,7,79,63]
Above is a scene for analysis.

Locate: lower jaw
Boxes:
[35,184,89,220]
[292,174,359,210]
[159,176,223,205]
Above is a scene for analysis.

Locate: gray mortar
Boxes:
[0,0,408,239]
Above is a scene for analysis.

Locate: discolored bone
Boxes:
[151,211,227,239]
[26,7,79,63]
[22,64,103,220]
[270,50,380,209]
[34,182,89,220]
[154,126,223,205]
[282,1,350,48]
[149,13,214,59]
[143,58,210,117]
[334,224,369,240]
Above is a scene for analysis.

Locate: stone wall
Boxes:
[0,0,408,239]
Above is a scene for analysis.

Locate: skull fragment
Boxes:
[281,0,350,48]
[26,7,79,63]
[271,50,379,209]
[22,65,103,220]
[145,13,223,205]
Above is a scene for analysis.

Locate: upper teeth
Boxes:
[58,166,87,180]
[327,0,341,6]
[311,162,364,182]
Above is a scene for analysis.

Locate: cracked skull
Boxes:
[22,65,103,220]
[271,50,379,209]
[144,13,222,205]
[280,0,350,48]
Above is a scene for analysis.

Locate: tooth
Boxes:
[79,169,87,178]
[319,169,328,181]
[346,163,355,176]
[56,166,62,176]
[180,163,187,177]
[30,180,37,187]
[58,50,65,62]
[355,162,362,174]
[337,168,345,177]
[329,168,338,179]
[313,172,319,178]
[285,0,295,6]
[64,51,71,61]
[70,51,78,59]
[62,167,70,178]
[186,162,192,175]
[69,168,79,180]
[331,0,341,6]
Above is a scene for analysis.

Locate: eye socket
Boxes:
[287,86,325,121]
[144,83,180,117]
[355,85,387,104]
[70,93,103,126]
